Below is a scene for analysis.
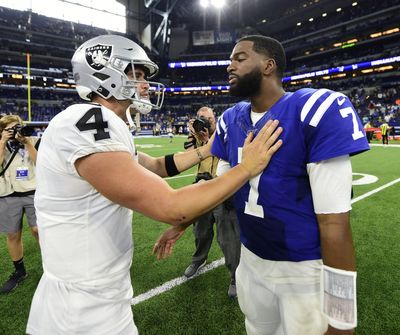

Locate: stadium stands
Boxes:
[0,1,399,133]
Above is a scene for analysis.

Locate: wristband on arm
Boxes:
[321,264,357,330]
[165,154,179,177]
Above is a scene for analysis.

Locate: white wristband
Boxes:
[321,265,357,330]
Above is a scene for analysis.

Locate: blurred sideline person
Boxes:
[363,120,373,143]
[379,121,390,145]
[156,35,369,335]
[26,35,283,335]
[183,106,241,298]
[0,115,40,293]
[167,125,173,143]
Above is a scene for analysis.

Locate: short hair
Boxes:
[0,115,23,133]
[237,35,286,78]
[197,106,214,115]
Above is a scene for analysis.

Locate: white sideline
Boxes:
[131,258,225,305]
[165,173,195,180]
[351,178,400,204]
[369,144,400,148]
[131,177,400,306]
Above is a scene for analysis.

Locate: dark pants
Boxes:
[192,203,240,279]
[382,134,388,145]
[366,131,373,143]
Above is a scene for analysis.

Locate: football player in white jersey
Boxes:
[25,35,283,335]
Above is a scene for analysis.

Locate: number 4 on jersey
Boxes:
[76,108,111,141]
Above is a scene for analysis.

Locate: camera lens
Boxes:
[19,126,34,137]
[193,119,206,133]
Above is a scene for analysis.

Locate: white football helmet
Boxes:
[71,34,164,114]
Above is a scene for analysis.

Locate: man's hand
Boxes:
[152,226,186,260]
[195,128,210,143]
[240,120,283,178]
[15,133,30,145]
[188,119,210,143]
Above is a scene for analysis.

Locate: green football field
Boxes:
[0,136,399,335]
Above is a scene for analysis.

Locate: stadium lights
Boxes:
[322,13,327,17]
[336,7,342,12]
[200,0,226,9]
[297,22,302,26]
[212,0,226,9]
[352,2,358,6]
[309,17,314,22]
[200,0,209,8]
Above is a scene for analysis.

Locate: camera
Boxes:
[194,172,213,183]
[192,116,211,133]
[8,124,35,138]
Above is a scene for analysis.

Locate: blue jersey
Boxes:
[212,88,370,261]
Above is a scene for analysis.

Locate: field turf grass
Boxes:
[0,137,399,334]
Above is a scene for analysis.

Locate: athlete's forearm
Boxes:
[318,213,357,334]
[172,144,211,173]
[166,163,250,225]
[138,144,211,178]
[317,212,356,270]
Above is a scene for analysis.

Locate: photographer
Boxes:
[0,115,39,293]
[184,106,241,298]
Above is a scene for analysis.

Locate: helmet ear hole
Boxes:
[124,64,132,75]
[92,73,110,81]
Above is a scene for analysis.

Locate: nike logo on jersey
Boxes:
[337,97,346,106]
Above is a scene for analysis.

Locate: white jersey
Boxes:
[27,104,139,335]
[35,103,137,283]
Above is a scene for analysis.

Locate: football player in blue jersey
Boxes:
[215,35,369,335]
[155,35,369,335]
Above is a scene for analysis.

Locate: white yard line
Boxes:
[131,259,225,305]
[131,177,400,306]
[351,178,400,204]
[369,144,400,148]
[165,173,195,180]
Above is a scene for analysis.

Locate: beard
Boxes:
[229,67,263,98]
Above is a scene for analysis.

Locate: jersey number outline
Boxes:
[75,108,111,141]
[238,147,264,218]
[339,107,364,140]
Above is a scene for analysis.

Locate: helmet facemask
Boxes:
[110,59,165,115]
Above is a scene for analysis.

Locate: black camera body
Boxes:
[194,172,213,183]
[9,124,34,138]
[192,116,211,133]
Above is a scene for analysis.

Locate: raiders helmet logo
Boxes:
[85,44,112,70]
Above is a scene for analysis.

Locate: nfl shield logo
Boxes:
[85,44,112,70]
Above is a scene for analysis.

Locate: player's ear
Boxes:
[263,58,276,76]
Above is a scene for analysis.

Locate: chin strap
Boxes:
[125,108,136,131]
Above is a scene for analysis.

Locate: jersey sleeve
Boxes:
[307,155,352,214]
[211,111,229,161]
[52,105,132,176]
[300,90,370,163]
